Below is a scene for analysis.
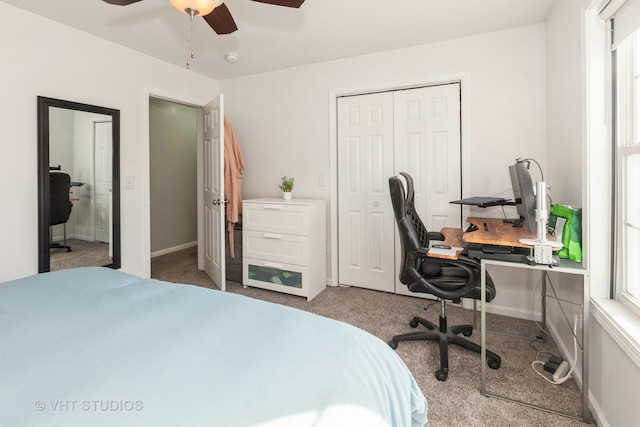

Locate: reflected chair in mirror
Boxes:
[50,172,73,252]
[388,172,501,381]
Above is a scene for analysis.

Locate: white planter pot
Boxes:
[283,192,292,200]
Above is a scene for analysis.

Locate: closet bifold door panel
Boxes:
[392,84,462,297]
[337,92,396,293]
[337,83,462,294]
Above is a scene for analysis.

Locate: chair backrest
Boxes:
[389,172,434,285]
[50,172,73,225]
[390,172,491,302]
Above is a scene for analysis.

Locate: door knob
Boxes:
[373,201,380,207]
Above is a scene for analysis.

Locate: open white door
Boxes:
[202,95,226,291]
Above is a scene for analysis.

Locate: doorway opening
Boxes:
[145,93,227,292]
[148,97,198,260]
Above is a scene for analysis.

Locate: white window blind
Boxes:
[601,0,640,47]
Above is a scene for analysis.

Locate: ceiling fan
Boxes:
[102,0,306,35]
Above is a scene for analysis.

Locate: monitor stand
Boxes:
[518,181,563,264]
[502,217,524,228]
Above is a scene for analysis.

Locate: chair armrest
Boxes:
[406,253,481,301]
[428,232,445,241]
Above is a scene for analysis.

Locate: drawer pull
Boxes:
[263,261,283,268]
[262,205,283,210]
[263,233,282,239]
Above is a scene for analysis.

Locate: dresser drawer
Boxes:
[243,230,309,266]
[243,257,309,298]
[243,201,309,235]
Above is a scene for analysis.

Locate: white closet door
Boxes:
[393,83,462,296]
[337,92,396,293]
[94,121,113,245]
[337,84,461,294]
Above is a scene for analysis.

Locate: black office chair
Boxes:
[50,172,73,252]
[388,172,501,381]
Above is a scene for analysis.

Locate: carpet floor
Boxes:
[151,246,594,427]
[50,238,111,271]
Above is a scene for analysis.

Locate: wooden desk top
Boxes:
[427,227,464,260]
[441,227,465,248]
[463,217,546,248]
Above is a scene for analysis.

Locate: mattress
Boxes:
[0,267,427,427]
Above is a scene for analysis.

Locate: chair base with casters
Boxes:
[50,224,72,252]
[389,299,501,381]
[50,242,72,253]
[388,171,502,381]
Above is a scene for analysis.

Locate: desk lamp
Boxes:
[519,181,563,265]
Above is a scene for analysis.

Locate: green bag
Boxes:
[548,204,582,262]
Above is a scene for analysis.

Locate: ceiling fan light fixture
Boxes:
[169,0,223,16]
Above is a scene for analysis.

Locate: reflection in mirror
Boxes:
[38,97,120,272]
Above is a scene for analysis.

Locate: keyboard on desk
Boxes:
[466,243,531,263]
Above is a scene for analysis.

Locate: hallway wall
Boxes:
[149,98,198,255]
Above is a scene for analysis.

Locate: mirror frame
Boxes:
[37,96,121,273]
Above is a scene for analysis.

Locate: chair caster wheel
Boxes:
[388,340,398,350]
[435,370,448,381]
[409,319,418,328]
[463,330,472,337]
[488,358,501,369]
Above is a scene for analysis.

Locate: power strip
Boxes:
[553,361,570,382]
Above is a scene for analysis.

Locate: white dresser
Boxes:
[242,198,326,301]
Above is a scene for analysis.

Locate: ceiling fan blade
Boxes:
[102,0,143,5]
[250,0,305,8]
[203,4,238,35]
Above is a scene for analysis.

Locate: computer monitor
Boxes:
[508,161,536,232]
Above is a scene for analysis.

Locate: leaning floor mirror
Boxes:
[37,96,121,272]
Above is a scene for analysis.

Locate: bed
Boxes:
[0,267,427,427]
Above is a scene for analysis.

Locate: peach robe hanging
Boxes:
[224,116,244,258]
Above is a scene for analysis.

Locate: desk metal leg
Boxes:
[542,273,547,337]
[480,260,487,395]
[479,261,590,422]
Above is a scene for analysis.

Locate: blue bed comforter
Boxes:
[0,267,427,427]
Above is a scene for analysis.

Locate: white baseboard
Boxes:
[151,241,197,258]
[462,299,541,322]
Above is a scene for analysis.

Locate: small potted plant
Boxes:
[279,176,294,200]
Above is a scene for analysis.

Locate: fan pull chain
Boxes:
[185,8,198,69]
[186,16,194,68]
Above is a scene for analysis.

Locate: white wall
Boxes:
[0,3,219,281]
[545,0,589,386]
[546,1,640,426]
[221,24,548,318]
[222,24,547,201]
[49,108,76,240]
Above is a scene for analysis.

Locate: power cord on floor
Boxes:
[530,275,553,340]
[531,314,579,385]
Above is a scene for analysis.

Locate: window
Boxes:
[614,30,640,311]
